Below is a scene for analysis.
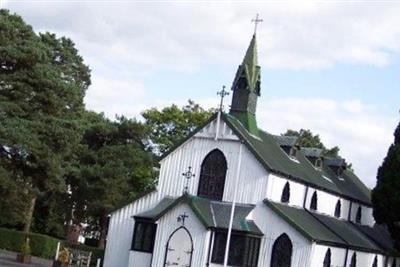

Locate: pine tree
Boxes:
[372,121,400,248]
[0,10,90,235]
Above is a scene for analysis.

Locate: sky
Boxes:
[3,0,400,188]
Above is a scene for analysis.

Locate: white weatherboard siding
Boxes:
[128,251,151,267]
[158,118,269,204]
[150,203,210,266]
[310,244,347,267]
[253,204,313,267]
[266,174,306,207]
[104,191,160,267]
[345,250,385,267]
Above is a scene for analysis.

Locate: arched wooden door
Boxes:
[164,227,193,267]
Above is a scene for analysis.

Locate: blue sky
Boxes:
[4,0,400,187]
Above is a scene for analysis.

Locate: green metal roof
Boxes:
[222,113,372,205]
[354,224,399,256]
[265,200,385,254]
[135,194,263,236]
[265,200,344,245]
[311,212,382,253]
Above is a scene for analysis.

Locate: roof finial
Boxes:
[217,85,229,111]
[251,13,263,35]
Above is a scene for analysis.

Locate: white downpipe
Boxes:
[223,142,243,267]
[215,111,221,141]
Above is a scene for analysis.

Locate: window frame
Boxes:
[211,230,261,267]
[131,220,157,253]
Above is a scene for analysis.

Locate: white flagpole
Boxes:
[223,142,243,267]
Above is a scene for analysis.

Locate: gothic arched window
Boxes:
[310,191,318,211]
[334,200,342,218]
[197,149,227,201]
[356,206,362,224]
[350,252,357,267]
[372,256,378,267]
[323,248,331,267]
[281,182,290,203]
[270,233,293,267]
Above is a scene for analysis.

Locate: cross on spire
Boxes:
[251,13,263,34]
[217,85,229,111]
[182,166,195,194]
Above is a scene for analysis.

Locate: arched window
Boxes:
[197,149,227,201]
[310,191,318,211]
[270,233,293,267]
[271,234,293,267]
[392,259,397,267]
[372,256,378,267]
[281,182,290,203]
[350,252,357,267]
[356,206,362,224]
[334,200,342,218]
[323,248,331,267]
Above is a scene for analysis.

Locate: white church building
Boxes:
[103,34,399,267]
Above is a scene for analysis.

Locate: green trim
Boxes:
[229,111,258,136]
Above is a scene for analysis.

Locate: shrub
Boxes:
[0,228,59,259]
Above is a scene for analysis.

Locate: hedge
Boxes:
[0,227,104,266]
[0,227,59,258]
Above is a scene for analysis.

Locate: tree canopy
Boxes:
[142,100,213,155]
[372,121,400,248]
[283,129,340,157]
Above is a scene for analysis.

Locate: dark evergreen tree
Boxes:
[372,121,400,248]
[0,10,90,235]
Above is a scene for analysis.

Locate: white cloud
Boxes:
[6,1,400,71]
[257,97,397,188]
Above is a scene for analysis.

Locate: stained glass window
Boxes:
[198,149,227,201]
[356,206,362,224]
[131,221,157,253]
[350,253,357,267]
[310,191,318,211]
[211,232,260,267]
[281,182,290,203]
[334,200,341,218]
[323,248,331,267]
[270,234,293,267]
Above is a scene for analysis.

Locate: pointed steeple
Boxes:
[229,34,261,135]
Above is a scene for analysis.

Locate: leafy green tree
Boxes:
[67,112,156,248]
[283,129,340,157]
[0,10,90,235]
[142,100,213,155]
[372,121,400,248]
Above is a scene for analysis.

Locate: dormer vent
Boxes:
[300,147,323,169]
[325,157,346,177]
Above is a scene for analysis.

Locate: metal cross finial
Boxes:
[252,13,263,34]
[177,212,189,226]
[182,166,195,194]
[217,85,229,111]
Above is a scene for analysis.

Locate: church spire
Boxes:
[229,33,261,135]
